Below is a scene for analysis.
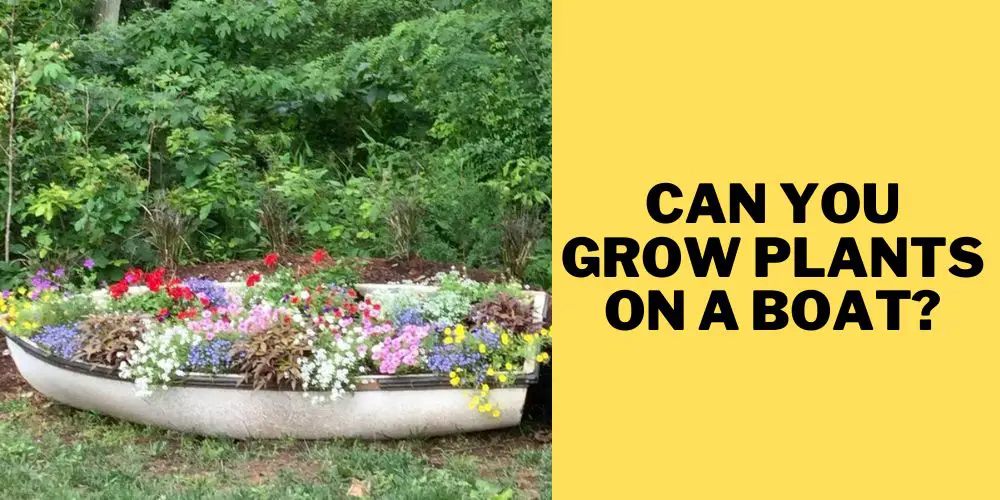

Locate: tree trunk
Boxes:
[5,71,16,263]
[93,0,122,29]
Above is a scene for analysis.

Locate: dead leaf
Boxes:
[347,478,370,497]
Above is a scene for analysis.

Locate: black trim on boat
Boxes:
[5,333,539,391]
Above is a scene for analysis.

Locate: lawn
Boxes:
[0,390,551,499]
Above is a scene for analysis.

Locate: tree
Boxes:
[93,0,122,28]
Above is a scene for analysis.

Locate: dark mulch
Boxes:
[0,337,31,395]
[174,255,507,286]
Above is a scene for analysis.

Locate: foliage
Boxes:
[467,293,537,333]
[141,191,195,269]
[76,313,149,367]
[499,207,544,280]
[384,194,422,259]
[232,320,311,390]
[0,0,552,288]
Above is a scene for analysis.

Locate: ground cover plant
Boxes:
[1,252,552,417]
[0,0,553,289]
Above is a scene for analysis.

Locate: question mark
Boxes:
[911,290,940,331]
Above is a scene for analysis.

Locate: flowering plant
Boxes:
[4,253,552,419]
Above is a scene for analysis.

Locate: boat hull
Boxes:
[7,339,527,439]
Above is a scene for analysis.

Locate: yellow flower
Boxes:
[454,324,466,342]
[478,343,487,354]
[491,409,501,418]
[498,374,508,383]
[17,287,26,295]
[444,327,453,336]
[501,333,510,345]
[505,362,513,370]
[486,367,495,376]
[449,371,457,378]
[443,336,454,345]
[477,404,488,413]
[535,352,550,363]
[522,334,536,344]
[480,383,489,395]
[450,376,461,386]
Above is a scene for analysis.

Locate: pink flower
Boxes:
[371,324,430,375]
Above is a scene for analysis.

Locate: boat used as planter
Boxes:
[6,284,549,440]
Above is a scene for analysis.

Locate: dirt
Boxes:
[0,336,31,395]
[173,254,510,287]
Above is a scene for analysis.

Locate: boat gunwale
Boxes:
[5,333,540,391]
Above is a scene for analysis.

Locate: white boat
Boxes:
[6,284,549,439]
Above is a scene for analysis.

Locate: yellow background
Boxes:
[553,1,998,498]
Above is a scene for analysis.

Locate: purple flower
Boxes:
[183,278,229,307]
[30,324,83,359]
[395,307,424,326]
[1,290,10,299]
[53,268,65,278]
[83,258,95,270]
[187,339,239,373]
[427,343,485,375]
[470,326,500,349]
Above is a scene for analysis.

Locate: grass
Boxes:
[0,392,551,499]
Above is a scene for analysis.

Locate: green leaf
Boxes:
[199,204,213,220]
[208,151,229,165]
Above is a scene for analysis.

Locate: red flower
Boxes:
[145,268,166,293]
[246,273,262,287]
[123,268,144,285]
[109,280,129,299]
[291,296,300,304]
[168,284,194,301]
[311,249,328,264]
[264,252,279,268]
[199,296,210,306]
[157,308,169,318]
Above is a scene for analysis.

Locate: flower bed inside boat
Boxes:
[0,256,551,437]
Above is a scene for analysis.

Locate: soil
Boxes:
[0,336,31,395]
[173,254,509,286]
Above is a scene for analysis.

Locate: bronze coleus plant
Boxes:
[466,293,539,333]
[231,322,312,390]
[74,313,150,368]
